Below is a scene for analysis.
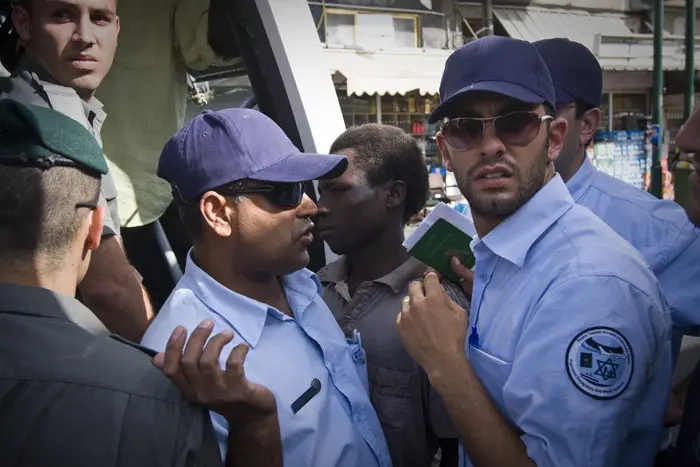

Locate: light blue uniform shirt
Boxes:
[460,175,672,467]
[568,157,700,343]
[142,253,392,467]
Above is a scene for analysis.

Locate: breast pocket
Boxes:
[367,362,417,430]
[468,345,513,410]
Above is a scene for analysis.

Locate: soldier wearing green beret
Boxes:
[0,0,153,342]
[0,99,283,467]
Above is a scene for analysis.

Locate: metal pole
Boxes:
[685,0,695,121]
[484,0,493,36]
[650,0,664,199]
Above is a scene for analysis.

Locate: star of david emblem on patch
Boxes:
[594,357,619,381]
[566,327,634,400]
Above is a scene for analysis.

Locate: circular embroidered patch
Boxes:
[565,327,634,400]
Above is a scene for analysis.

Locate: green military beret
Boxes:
[0,99,108,175]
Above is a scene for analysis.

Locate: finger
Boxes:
[200,330,235,386]
[408,280,426,301]
[451,256,473,280]
[181,320,215,388]
[161,326,187,376]
[400,296,411,313]
[423,271,443,297]
[425,268,443,281]
[157,326,193,396]
[451,256,474,297]
[224,343,250,385]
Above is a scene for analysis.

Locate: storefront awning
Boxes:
[323,47,450,96]
[492,6,699,72]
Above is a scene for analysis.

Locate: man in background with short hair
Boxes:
[0,0,152,341]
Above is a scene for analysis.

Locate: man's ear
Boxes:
[436,131,454,172]
[200,192,233,238]
[547,117,568,163]
[386,179,407,210]
[85,205,105,251]
[580,108,602,146]
[11,6,31,43]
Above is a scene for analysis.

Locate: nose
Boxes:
[297,193,318,218]
[73,14,96,45]
[479,121,506,158]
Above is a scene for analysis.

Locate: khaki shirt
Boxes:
[318,257,471,467]
[97,0,241,227]
[0,282,222,466]
[0,57,121,237]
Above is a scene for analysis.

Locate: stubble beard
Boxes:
[460,145,549,219]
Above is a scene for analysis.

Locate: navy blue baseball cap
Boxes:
[429,36,555,124]
[158,108,348,202]
[533,38,602,109]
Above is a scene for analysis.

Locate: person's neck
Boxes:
[192,246,290,316]
[558,149,586,183]
[347,223,409,291]
[0,263,78,298]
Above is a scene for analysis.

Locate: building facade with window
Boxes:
[308,0,453,168]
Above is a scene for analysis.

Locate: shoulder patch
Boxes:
[565,327,634,400]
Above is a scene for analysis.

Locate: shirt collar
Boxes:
[182,251,322,348]
[478,174,574,268]
[16,55,106,122]
[566,156,596,202]
[0,282,109,335]
[318,256,426,294]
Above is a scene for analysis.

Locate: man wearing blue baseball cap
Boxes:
[395,35,672,467]
[534,37,700,461]
[141,108,392,467]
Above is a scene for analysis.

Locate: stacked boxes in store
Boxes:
[589,130,648,190]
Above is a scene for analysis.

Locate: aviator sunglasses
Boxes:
[215,180,305,209]
[442,111,553,151]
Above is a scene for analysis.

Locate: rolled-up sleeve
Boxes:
[173,0,235,71]
[501,275,672,467]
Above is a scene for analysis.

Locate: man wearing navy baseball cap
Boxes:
[535,38,700,463]
[394,35,672,467]
[141,108,392,467]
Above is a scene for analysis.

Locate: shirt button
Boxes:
[480,273,488,281]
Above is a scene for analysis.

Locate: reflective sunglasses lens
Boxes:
[275,183,304,208]
[496,112,542,146]
[443,119,484,150]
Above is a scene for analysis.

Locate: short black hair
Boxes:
[330,123,429,223]
[0,165,100,269]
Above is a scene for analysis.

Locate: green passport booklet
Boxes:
[403,203,476,282]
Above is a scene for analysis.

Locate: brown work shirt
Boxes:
[318,257,471,467]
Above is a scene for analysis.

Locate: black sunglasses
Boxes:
[215,180,305,209]
[442,111,553,151]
